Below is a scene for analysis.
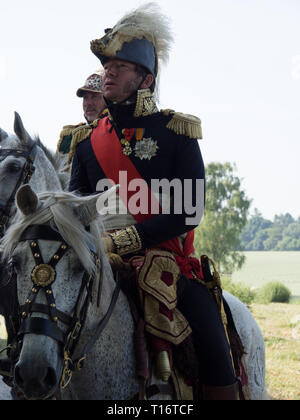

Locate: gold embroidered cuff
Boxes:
[109,226,142,256]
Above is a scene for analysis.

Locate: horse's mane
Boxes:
[34,136,60,169]
[1,191,105,275]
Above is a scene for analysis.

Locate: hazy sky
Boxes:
[1,0,300,220]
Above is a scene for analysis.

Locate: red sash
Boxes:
[91,117,159,223]
[91,117,203,280]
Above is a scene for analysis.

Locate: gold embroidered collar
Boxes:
[134,89,159,118]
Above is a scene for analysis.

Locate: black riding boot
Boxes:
[177,276,237,392]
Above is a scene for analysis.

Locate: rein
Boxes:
[10,224,121,392]
[0,146,37,237]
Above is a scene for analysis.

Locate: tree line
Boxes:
[240,210,300,251]
[194,162,300,274]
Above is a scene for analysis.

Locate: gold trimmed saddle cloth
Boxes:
[133,249,192,346]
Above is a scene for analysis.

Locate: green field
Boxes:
[231,251,300,297]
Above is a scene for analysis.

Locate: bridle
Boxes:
[9,224,121,392]
[0,145,37,237]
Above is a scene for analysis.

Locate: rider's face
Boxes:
[82,92,106,123]
[102,59,143,103]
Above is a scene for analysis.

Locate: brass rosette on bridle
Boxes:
[31,264,56,287]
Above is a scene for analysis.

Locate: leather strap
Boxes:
[20,224,97,255]
[73,273,122,363]
[0,148,35,161]
[18,317,65,345]
[19,225,63,242]
[20,303,73,326]
[0,144,37,236]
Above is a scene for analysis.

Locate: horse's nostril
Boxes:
[14,365,24,387]
[44,367,57,388]
[14,363,58,399]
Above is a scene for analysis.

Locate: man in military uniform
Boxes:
[69,4,238,399]
[57,70,106,158]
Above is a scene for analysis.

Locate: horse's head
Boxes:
[1,184,114,400]
[0,114,35,235]
[0,113,61,238]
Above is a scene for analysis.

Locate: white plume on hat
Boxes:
[111,2,174,73]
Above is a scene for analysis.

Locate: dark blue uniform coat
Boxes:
[69,102,205,252]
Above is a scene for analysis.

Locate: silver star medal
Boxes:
[134,138,159,160]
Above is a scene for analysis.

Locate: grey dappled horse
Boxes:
[1,185,139,400]
[0,184,266,400]
[0,113,61,230]
[0,114,62,343]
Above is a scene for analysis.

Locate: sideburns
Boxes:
[122,77,143,97]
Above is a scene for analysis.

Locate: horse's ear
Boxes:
[0,128,8,142]
[14,112,34,146]
[75,185,119,227]
[16,184,40,216]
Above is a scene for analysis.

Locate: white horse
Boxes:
[0,114,62,313]
[1,185,139,400]
[0,114,63,399]
[0,184,266,400]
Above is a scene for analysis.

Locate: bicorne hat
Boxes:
[90,3,173,78]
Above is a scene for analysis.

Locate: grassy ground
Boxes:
[251,302,300,400]
[232,251,300,297]
[230,251,300,400]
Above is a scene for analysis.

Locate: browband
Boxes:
[18,317,65,345]
[19,225,64,243]
[19,224,97,256]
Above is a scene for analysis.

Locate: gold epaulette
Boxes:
[68,119,101,163]
[56,123,86,154]
[162,109,203,140]
[57,110,110,163]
